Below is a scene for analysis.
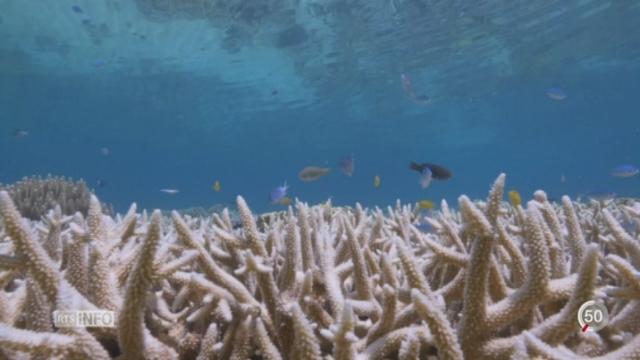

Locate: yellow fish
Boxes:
[418,200,434,210]
[278,196,292,206]
[212,180,221,192]
[508,190,522,207]
[373,175,381,188]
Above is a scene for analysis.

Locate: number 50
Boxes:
[584,309,603,323]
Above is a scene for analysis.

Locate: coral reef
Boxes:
[0,175,112,220]
[0,174,639,359]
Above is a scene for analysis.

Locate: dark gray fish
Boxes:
[410,162,452,180]
[414,94,432,105]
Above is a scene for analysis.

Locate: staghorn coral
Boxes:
[0,175,638,359]
[0,175,113,220]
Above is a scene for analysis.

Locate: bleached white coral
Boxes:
[0,176,637,359]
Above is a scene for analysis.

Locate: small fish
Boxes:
[100,147,110,156]
[401,74,431,105]
[611,164,639,178]
[270,182,288,204]
[96,179,106,188]
[271,89,278,96]
[278,196,292,206]
[213,180,221,192]
[339,155,354,176]
[585,190,616,202]
[71,5,83,13]
[418,200,434,210]
[419,167,432,189]
[14,129,29,138]
[373,175,381,188]
[560,173,566,183]
[160,189,180,194]
[410,162,452,180]
[546,87,567,100]
[401,73,414,97]
[508,190,522,207]
[298,166,331,182]
[413,94,432,105]
[93,60,107,68]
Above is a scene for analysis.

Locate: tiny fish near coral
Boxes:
[277,196,292,206]
[269,181,288,204]
[417,199,434,210]
[508,190,522,207]
[585,189,616,202]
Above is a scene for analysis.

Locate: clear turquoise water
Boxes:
[1,1,639,213]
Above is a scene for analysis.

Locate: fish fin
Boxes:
[410,162,423,172]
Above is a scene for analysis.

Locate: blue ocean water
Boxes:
[1,1,639,214]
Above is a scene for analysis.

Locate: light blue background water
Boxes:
[1,1,639,213]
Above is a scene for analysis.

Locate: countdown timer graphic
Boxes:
[577,300,609,332]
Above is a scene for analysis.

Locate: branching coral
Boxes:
[0,175,639,359]
[0,175,113,220]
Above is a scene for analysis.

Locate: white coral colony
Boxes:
[0,173,639,359]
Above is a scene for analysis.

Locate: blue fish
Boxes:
[270,181,289,204]
[93,60,107,68]
[71,5,83,13]
[611,164,639,178]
